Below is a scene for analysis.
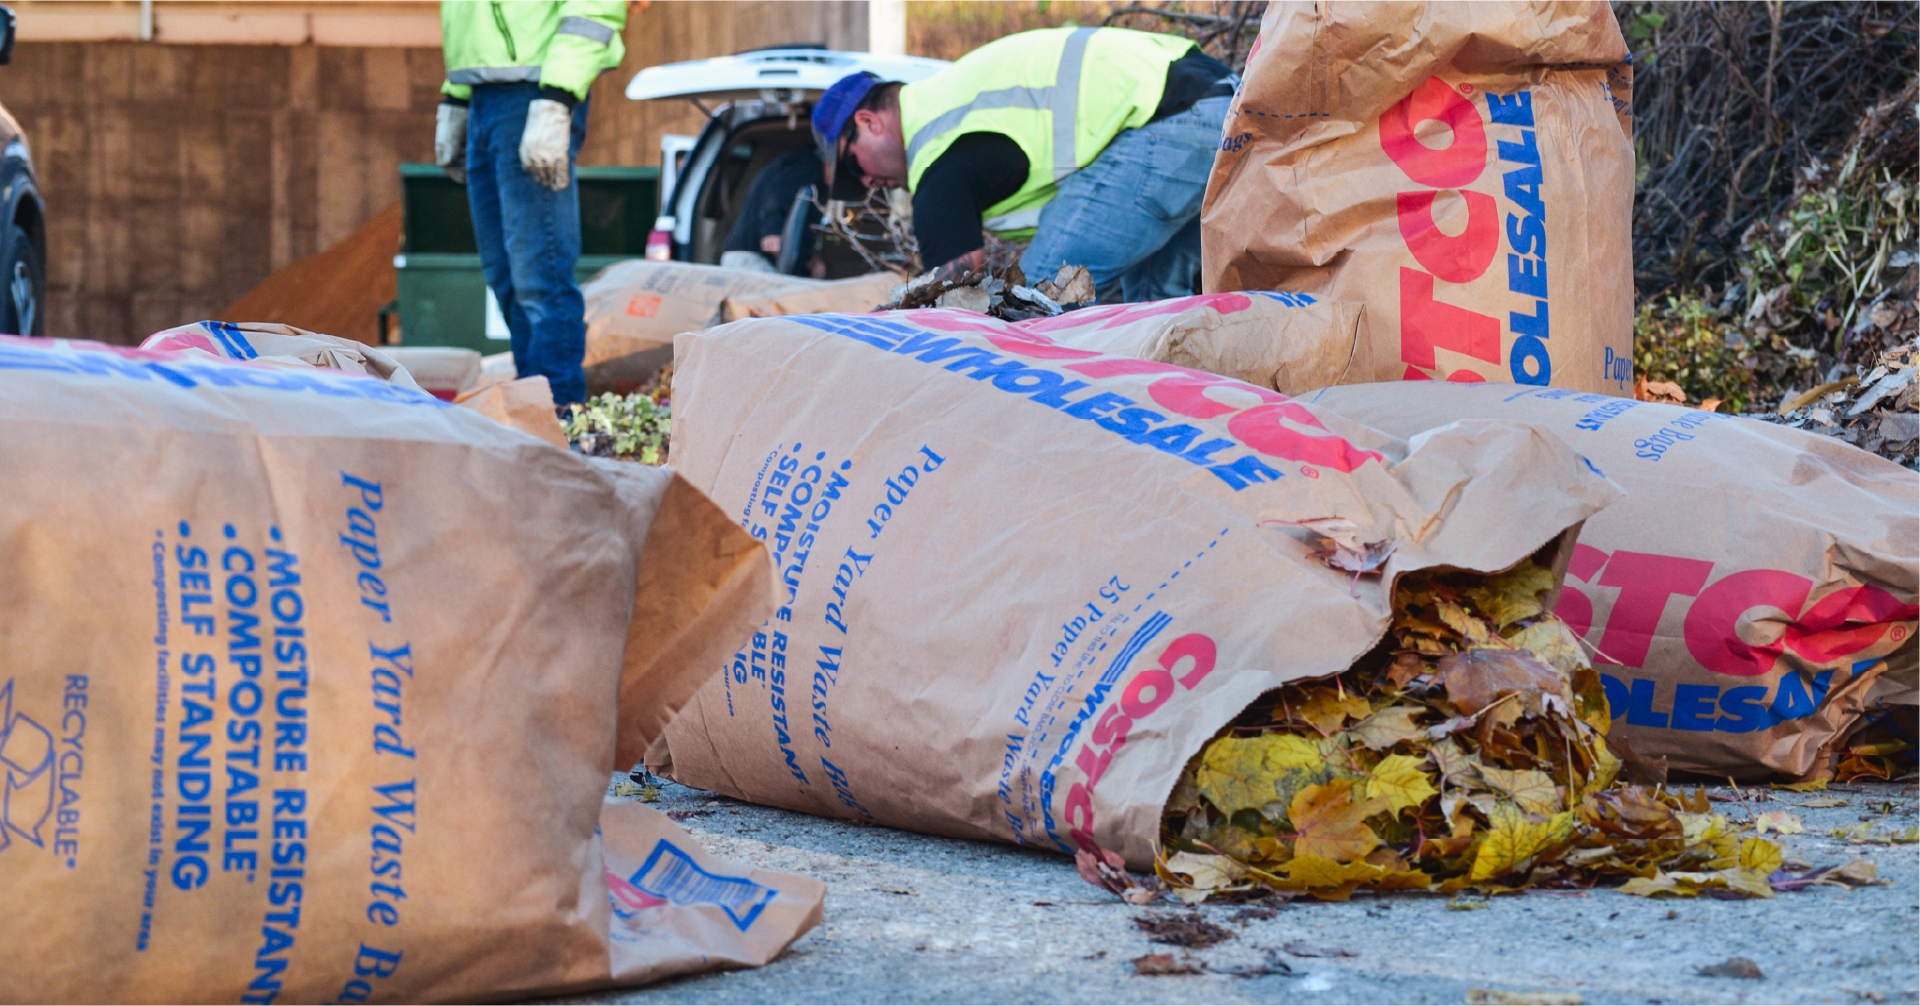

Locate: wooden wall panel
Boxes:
[0,40,441,343]
[0,2,869,345]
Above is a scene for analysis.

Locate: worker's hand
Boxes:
[519,98,572,192]
[434,102,468,185]
[760,234,782,255]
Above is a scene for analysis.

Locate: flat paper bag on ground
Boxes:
[1202,1,1635,395]
[0,336,813,1002]
[657,311,1620,867]
[1304,380,1919,779]
[582,261,881,391]
[986,292,1369,394]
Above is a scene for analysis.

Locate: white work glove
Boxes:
[434,102,467,184]
[519,98,573,192]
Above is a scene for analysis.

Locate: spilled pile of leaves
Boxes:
[1830,697,1920,784]
[562,364,672,465]
[1077,561,1887,905]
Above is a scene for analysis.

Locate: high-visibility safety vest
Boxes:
[440,1,626,103]
[899,27,1196,236]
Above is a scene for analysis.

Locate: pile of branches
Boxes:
[1618,1,1916,296]
[1103,1,1264,73]
[813,186,922,277]
[1631,74,1917,430]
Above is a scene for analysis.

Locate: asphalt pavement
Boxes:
[569,776,1919,1006]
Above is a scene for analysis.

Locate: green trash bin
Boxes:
[393,163,658,353]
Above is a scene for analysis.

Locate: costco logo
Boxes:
[0,679,54,852]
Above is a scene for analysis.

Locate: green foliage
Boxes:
[1739,159,1915,358]
[562,392,671,465]
[1634,292,1756,412]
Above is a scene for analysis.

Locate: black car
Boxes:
[0,5,44,337]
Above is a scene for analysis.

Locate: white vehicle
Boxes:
[628,46,948,275]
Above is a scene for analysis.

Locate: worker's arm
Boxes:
[536,1,628,105]
[926,249,986,283]
[910,133,1028,279]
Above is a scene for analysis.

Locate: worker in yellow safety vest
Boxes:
[813,27,1236,302]
[433,1,627,404]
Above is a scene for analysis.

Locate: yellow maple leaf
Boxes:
[1584,736,1622,794]
[1368,868,1434,892]
[1163,851,1247,890]
[1743,837,1781,875]
[1468,804,1574,882]
[1278,855,1384,889]
[1484,559,1557,606]
[1663,869,1774,900]
[1717,867,1775,900]
[1478,766,1561,816]
[1429,740,1484,789]
[1361,753,1440,815]
[1352,705,1427,750]
[1675,811,1729,845]
[1754,810,1804,836]
[1505,618,1591,678]
[1195,734,1329,816]
[1465,565,1549,628]
[1618,872,1694,898]
[1295,686,1372,736]
[1289,780,1386,863]
[1436,599,1497,645]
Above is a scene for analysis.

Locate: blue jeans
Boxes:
[1021,92,1233,303]
[466,83,590,404]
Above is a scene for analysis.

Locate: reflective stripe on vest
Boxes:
[557,15,616,45]
[448,66,543,85]
[904,27,1096,184]
[982,208,1042,232]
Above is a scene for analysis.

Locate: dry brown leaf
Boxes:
[1438,649,1569,714]
[1163,851,1246,891]
[1282,940,1357,958]
[1282,517,1396,584]
[1695,957,1765,979]
[1466,991,1584,1005]
[1296,686,1373,736]
[1131,953,1203,976]
[1353,705,1427,750]
[1478,766,1562,816]
[1386,652,1429,689]
[1289,781,1386,863]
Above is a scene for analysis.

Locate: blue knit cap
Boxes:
[811,71,883,156]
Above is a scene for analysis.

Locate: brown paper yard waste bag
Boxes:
[0,335,823,1002]
[719,272,904,323]
[1202,1,1635,395]
[455,374,571,449]
[979,292,1369,394]
[142,321,426,392]
[650,310,1621,868]
[582,261,806,367]
[1301,381,1920,780]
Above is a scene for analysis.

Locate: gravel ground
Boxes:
[563,777,1920,1005]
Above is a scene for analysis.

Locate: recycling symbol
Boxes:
[0,679,55,852]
